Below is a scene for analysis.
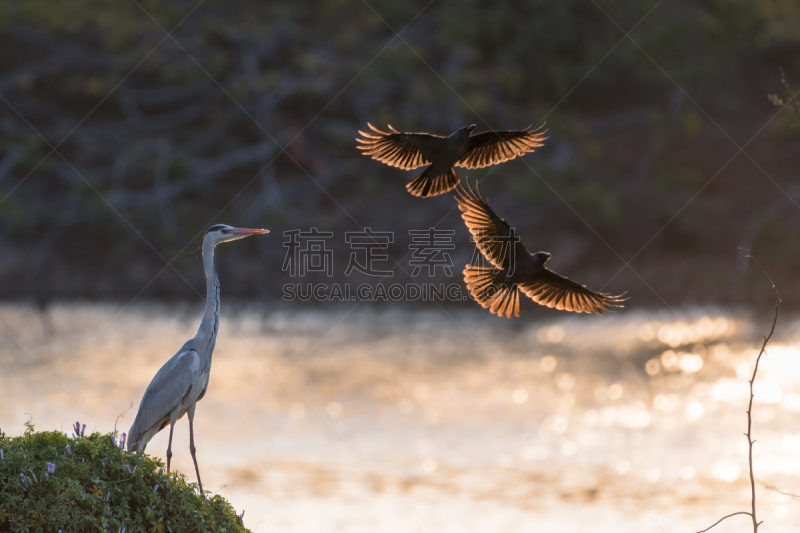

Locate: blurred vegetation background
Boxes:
[0,0,798,308]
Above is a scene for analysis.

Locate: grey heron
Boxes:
[127,224,269,493]
[455,180,626,318]
[356,123,547,197]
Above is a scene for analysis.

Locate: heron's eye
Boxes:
[221,229,229,234]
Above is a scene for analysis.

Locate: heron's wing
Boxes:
[455,180,528,269]
[356,123,440,170]
[129,344,201,449]
[455,127,547,169]
[519,269,627,314]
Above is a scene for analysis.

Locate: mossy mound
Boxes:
[0,424,249,532]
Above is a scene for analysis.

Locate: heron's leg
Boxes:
[166,421,175,473]
[188,403,204,496]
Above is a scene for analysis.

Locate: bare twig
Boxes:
[697,251,779,533]
[745,253,780,532]
[779,67,800,124]
[696,512,753,533]
[758,480,800,500]
[113,402,134,434]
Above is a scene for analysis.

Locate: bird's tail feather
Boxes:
[464,265,520,318]
[407,167,460,198]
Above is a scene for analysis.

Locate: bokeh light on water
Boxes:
[1,303,800,531]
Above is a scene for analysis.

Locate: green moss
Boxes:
[0,424,249,533]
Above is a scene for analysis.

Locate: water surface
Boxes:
[1,302,799,532]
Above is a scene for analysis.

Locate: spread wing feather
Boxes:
[519,270,626,314]
[455,180,527,269]
[356,123,439,170]
[463,265,520,318]
[456,126,547,169]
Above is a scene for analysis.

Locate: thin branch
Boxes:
[696,512,752,533]
[758,480,800,500]
[698,251,780,533]
[744,252,780,533]
[780,67,800,124]
[113,401,134,434]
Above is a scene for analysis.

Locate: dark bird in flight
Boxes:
[455,181,626,318]
[356,123,547,198]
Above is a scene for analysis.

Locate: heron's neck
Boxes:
[197,242,220,349]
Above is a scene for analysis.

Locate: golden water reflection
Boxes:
[1,303,799,532]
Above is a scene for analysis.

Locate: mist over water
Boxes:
[1,302,799,532]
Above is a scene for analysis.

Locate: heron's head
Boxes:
[531,251,551,266]
[462,124,477,135]
[204,224,269,246]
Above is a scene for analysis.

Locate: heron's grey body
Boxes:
[127,224,268,493]
[127,246,219,453]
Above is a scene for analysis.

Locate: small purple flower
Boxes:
[81,423,86,435]
[111,436,117,447]
[154,484,159,492]
[1,449,4,460]
[133,465,138,474]
[126,464,132,473]
[29,469,37,484]
[120,432,127,449]
[48,462,56,474]
[240,509,245,519]
[66,444,72,456]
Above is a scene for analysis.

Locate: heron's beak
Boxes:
[230,228,270,237]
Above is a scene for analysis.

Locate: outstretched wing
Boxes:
[356,123,440,170]
[455,126,547,169]
[128,343,200,451]
[455,180,528,269]
[519,269,626,314]
[463,265,521,318]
